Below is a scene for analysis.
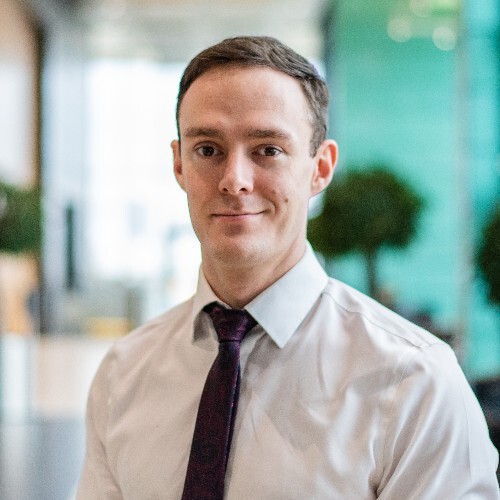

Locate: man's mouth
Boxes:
[212,211,263,219]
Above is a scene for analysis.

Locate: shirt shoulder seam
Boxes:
[322,287,441,349]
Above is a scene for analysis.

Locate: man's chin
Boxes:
[208,239,265,267]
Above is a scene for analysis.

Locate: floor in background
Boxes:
[0,417,84,500]
[0,334,114,500]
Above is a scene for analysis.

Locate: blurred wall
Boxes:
[464,0,499,378]
[325,0,499,378]
[0,0,40,334]
[20,0,88,334]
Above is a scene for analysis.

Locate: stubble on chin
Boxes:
[203,235,265,271]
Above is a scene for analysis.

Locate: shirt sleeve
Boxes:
[377,343,499,500]
[76,350,123,500]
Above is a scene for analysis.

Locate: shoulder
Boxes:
[323,279,471,406]
[322,277,446,351]
[320,281,486,432]
[318,277,464,396]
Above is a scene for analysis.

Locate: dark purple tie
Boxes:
[181,302,257,500]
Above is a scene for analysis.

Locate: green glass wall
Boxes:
[324,0,499,378]
[464,0,499,378]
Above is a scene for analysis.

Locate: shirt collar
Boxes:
[191,243,328,348]
[245,243,328,348]
[191,268,223,342]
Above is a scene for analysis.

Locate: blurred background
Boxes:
[0,0,498,498]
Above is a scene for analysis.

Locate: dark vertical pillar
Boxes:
[65,204,77,291]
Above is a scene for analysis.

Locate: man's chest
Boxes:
[106,356,384,499]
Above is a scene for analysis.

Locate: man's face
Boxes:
[172,66,336,275]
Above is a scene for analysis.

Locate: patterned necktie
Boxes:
[181,302,257,500]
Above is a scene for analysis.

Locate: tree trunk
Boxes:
[366,250,378,298]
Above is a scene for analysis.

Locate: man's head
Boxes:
[176,36,329,157]
[172,37,337,305]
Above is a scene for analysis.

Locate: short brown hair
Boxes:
[176,36,329,156]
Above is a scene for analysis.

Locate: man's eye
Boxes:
[258,146,281,157]
[196,146,220,157]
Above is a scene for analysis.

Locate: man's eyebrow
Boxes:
[245,128,291,140]
[183,127,223,139]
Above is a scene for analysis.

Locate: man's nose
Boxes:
[218,151,254,195]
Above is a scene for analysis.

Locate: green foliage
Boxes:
[308,166,424,257]
[0,180,41,254]
[308,166,424,296]
[478,205,500,305]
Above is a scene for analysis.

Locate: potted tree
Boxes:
[478,204,500,307]
[0,180,42,332]
[0,180,41,254]
[308,165,424,298]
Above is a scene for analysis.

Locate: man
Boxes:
[78,36,499,499]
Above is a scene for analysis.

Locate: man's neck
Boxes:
[202,245,306,309]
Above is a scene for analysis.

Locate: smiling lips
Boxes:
[213,212,262,219]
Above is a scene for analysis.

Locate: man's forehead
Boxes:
[176,65,313,146]
[181,65,304,105]
[189,63,289,83]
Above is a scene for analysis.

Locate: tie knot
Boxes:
[203,302,257,343]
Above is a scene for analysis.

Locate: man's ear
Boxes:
[171,140,186,192]
[310,139,338,196]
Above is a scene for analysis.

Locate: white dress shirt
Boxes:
[77,245,499,499]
